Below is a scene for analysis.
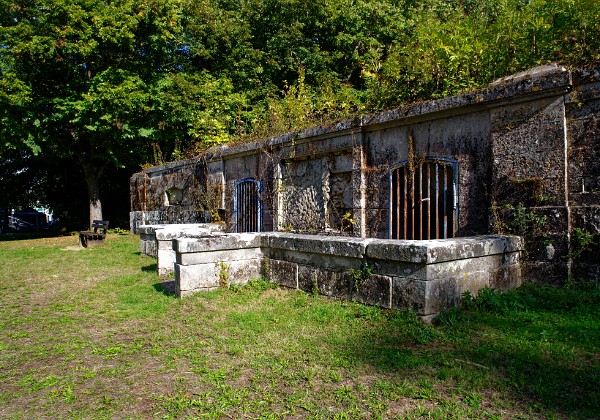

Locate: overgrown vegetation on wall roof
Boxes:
[1,0,598,226]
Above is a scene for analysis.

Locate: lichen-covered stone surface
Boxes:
[132,64,600,283]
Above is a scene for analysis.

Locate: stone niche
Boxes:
[172,232,523,319]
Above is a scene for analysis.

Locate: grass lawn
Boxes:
[0,233,598,419]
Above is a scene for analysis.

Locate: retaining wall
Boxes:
[173,232,523,318]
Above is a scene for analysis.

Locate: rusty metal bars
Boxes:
[390,159,457,240]
[234,178,261,233]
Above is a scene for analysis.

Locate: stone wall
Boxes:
[131,64,600,283]
[567,68,600,280]
[173,232,523,318]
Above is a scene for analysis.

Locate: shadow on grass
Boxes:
[0,231,65,241]
[337,287,600,418]
[461,330,600,417]
[153,280,177,296]
[142,263,157,272]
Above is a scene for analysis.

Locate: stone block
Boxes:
[177,247,263,266]
[138,225,167,235]
[352,274,392,308]
[140,236,157,258]
[332,153,354,173]
[175,258,261,296]
[491,97,567,206]
[392,272,491,316]
[572,262,600,283]
[175,263,220,293]
[372,259,423,278]
[225,259,262,285]
[490,263,522,290]
[364,208,389,240]
[269,259,298,289]
[420,256,495,280]
[568,145,600,206]
[571,206,600,233]
[268,247,362,271]
[566,100,600,147]
[570,206,600,281]
[391,277,427,313]
[366,236,523,264]
[427,236,523,263]
[492,151,566,206]
[570,79,600,103]
[532,207,569,234]
[491,96,564,130]
[366,240,429,263]
[525,233,568,263]
[266,232,369,258]
[569,191,600,208]
[175,233,261,253]
[157,239,172,250]
[155,223,225,240]
[522,261,569,285]
[571,66,600,88]
[297,265,352,299]
[157,243,176,277]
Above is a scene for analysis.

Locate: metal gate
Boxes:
[390,158,457,240]
[234,178,261,233]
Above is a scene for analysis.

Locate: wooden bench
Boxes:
[79,220,109,247]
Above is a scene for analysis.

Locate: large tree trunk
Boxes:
[83,165,103,227]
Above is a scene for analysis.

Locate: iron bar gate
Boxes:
[390,158,457,240]
[234,178,261,233]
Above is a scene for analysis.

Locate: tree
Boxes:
[1,0,186,226]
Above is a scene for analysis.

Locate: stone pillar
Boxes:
[352,129,367,237]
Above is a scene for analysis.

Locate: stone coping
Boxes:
[176,233,262,253]
[139,223,225,239]
[365,235,524,264]
[174,232,523,264]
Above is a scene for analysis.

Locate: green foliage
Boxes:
[494,202,547,238]
[568,227,597,261]
[348,262,373,292]
[461,287,526,314]
[245,277,278,292]
[216,261,229,288]
[2,0,599,224]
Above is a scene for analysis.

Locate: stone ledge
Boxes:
[138,223,224,238]
[366,236,524,264]
[175,233,261,253]
[263,232,371,259]
[155,224,224,240]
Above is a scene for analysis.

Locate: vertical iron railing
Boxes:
[390,158,457,240]
[234,178,261,233]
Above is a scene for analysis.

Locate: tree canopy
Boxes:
[1,0,598,228]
